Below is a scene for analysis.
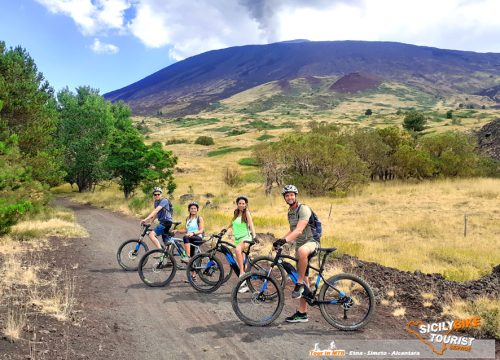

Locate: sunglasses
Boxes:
[153,193,161,196]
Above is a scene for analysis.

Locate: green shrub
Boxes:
[195,136,215,146]
[238,157,258,166]
[227,129,246,136]
[256,134,275,141]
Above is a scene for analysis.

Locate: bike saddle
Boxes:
[318,247,337,253]
[172,221,181,226]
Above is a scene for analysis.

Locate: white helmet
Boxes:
[281,184,298,196]
[152,187,163,194]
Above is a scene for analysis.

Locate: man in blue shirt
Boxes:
[141,187,174,249]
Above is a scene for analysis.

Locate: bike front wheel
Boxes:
[138,249,176,287]
[186,253,224,293]
[319,273,375,331]
[231,272,284,326]
[246,256,286,299]
[117,239,149,271]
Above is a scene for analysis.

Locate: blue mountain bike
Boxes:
[231,243,375,330]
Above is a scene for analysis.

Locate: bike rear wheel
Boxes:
[319,273,375,330]
[186,253,225,293]
[231,272,284,326]
[117,239,149,271]
[138,249,176,287]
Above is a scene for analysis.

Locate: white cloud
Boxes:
[35,0,130,35]
[127,0,263,59]
[36,0,500,58]
[90,38,119,54]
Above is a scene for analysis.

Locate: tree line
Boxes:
[255,122,498,196]
[0,42,177,234]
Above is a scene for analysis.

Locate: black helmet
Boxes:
[235,195,248,204]
[281,184,298,196]
[188,202,199,210]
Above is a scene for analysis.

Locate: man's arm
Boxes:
[141,206,162,224]
[284,220,308,243]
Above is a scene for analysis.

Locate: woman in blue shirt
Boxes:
[177,202,204,263]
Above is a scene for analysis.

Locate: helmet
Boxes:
[152,187,163,194]
[188,202,199,210]
[235,195,248,204]
[281,184,298,196]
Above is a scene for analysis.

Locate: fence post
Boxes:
[464,212,467,237]
[328,204,333,220]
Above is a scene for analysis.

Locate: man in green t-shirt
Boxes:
[273,185,319,323]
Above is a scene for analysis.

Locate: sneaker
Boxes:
[285,311,308,323]
[180,255,190,263]
[238,282,249,293]
[292,283,305,299]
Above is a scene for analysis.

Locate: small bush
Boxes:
[227,129,246,136]
[195,136,215,146]
[223,167,242,187]
[165,138,189,145]
[256,134,275,141]
[365,109,372,116]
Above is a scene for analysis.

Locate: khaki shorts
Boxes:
[296,240,319,255]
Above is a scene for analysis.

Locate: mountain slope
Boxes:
[104,40,500,117]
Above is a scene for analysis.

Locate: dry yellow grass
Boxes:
[30,273,76,321]
[0,255,40,287]
[421,292,435,300]
[3,305,26,341]
[392,307,406,317]
[442,296,500,338]
[10,218,88,240]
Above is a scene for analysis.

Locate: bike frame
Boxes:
[261,247,345,306]
[205,232,255,277]
[150,222,202,258]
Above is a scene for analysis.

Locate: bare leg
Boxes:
[149,231,162,249]
[297,245,311,313]
[184,242,191,256]
[235,243,245,276]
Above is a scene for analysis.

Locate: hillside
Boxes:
[104,40,500,117]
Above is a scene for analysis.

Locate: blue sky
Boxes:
[1,0,499,95]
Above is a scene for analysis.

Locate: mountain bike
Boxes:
[137,221,205,287]
[231,244,375,330]
[116,224,151,271]
[186,229,286,293]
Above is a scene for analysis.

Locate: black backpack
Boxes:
[298,204,323,242]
